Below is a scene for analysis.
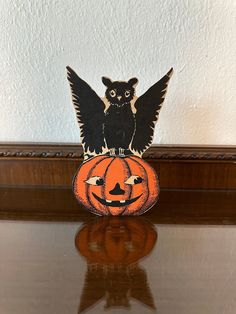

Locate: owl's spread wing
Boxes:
[131,68,173,156]
[67,66,106,155]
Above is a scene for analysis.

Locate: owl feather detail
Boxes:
[67,66,173,159]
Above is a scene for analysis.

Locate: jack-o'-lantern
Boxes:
[75,217,157,265]
[73,155,159,216]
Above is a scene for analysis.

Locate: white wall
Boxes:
[0,0,235,144]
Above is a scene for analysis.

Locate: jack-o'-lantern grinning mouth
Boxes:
[92,193,142,207]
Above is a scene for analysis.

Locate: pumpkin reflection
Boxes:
[75,217,157,312]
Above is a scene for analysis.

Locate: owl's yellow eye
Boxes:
[109,90,116,97]
[125,90,130,97]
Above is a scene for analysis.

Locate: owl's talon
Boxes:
[109,148,116,156]
[119,148,125,157]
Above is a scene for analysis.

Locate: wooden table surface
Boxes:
[0,187,236,314]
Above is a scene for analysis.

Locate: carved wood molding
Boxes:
[0,143,235,161]
[0,143,83,159]
[144,145,236,161]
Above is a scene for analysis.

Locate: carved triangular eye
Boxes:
[85,176,104,186]
[125,176,143,185]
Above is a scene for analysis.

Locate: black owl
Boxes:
[102,76,138,156]
[67,66,173,159]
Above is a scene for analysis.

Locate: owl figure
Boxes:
[102,76,138,157]
[67,66,173,159]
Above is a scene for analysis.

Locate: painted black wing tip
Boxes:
[66,66,73,80]
[66,65,72,73]
[66,66,79,79]
[167,67,174,77]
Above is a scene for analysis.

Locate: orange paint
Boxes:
[75,217,157,264]
[73,155,159,216]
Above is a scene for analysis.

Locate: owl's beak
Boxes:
[117,96,122,100]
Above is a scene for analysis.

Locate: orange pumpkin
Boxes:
[73,155,159,215]
[75,217,157,265]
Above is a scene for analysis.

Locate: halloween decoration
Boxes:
[75,217,157,312]
[67,66,173,215]
[67,66,173,159]
[73,154,159,216]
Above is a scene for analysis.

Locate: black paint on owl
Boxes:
[102,77,137,106]
[102,77,137,152]
[66,66,173,157]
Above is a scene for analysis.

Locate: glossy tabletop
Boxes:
[0,188,236,314]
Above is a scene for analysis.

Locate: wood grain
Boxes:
[0,143,235,189]
[0,187,236,224]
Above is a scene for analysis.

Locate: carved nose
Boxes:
[109,183,125,195]
[117,96,122,100]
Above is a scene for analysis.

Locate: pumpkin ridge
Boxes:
[104,157,132,215]
[102,157,116,214]
[125,156,149,215]
[73,156,108,215]
[88,156,114,215]
[86,156,110,215]
[102,157,118,214]
[118,157,132,215]
[134,159,159,216]
[129,155,159,215]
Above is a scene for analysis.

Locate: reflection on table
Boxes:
[75,217,157,312]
